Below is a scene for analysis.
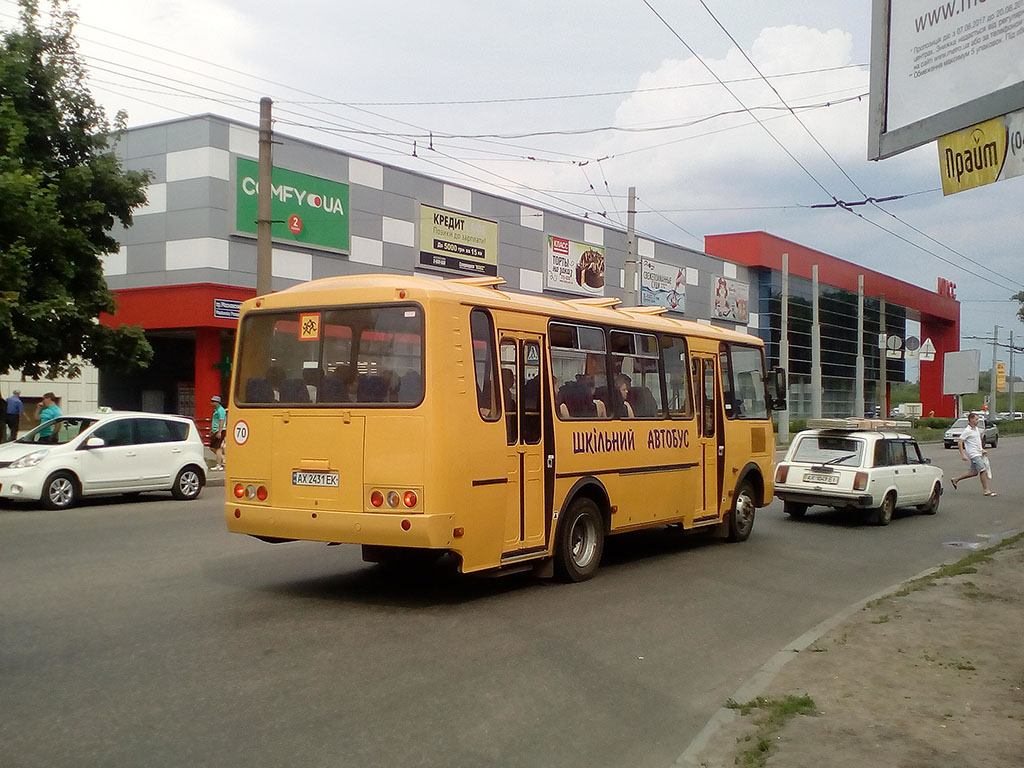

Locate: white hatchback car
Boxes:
[0,410,207,509]
[774,420,943,526]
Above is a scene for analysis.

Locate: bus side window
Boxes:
[661,335,691,418]
[470,308,500,421]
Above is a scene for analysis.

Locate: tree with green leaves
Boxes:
[1013,290,1024,326]
[0,0,152,379]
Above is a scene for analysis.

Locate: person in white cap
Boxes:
[210,395,227,470]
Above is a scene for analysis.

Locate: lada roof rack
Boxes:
[806,418,913,431]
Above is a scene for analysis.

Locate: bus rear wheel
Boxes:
[554,497,604,583]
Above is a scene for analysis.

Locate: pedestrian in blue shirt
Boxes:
[5,389,24,441]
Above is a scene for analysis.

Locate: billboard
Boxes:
[942,348,981,395]
[545,236,605,296]
[711,276,749,323]
[418,204,498,276]
[235,158,350,252]
[639,259,686,312]
[869,0,1024,160]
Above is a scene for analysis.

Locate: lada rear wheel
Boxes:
[554,497,604,582]
[783,501,807,518]
[873,492,895,526]
[42,471,79,510]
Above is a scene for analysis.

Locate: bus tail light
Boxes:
[386,491,401,508]
[853,472,868,491]
[401,519,411,531]
[403,491,418,508]
[370,490,384,507]
[233,483,268,500]
[775,465,789,483]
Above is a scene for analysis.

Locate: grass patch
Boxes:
[871,531,1024,605]
[871,614,890,624]
[724,695,817,767]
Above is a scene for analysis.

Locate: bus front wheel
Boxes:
[727,480,757,542]
[554,497,604,583]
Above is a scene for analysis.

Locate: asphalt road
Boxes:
[3,438,1021,768]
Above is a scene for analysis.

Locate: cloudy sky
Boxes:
[3,0,1021,375]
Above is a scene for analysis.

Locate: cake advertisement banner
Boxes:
[546,236,605,296]
[640,259,686,313]
[711,276,749,323]
[418,204,498,276]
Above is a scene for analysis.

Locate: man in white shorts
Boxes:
[950,412,997,496]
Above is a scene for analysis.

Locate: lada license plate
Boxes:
[803,472,838,485]
[292,471,340,487]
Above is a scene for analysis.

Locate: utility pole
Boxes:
[811,264,821,418]
[1010,330,1015,417]
[990,325,999,415]
[779,253,789,443]
[878,295,887,417]
[855,275,864,417]
[624,186,637,305]
[256,97,274,296]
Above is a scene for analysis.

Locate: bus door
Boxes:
[693,354,722,519]
[498,333,547,554]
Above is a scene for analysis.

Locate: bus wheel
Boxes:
[555,497,604,582]
[727,480,756,542]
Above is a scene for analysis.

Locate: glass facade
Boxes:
[753,269,906,418]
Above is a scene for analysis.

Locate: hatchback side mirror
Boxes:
[83,437,106,449]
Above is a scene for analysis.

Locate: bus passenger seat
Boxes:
[280,378,310,403]
[246,378,273,403]
[398,371,423,403]
[358,374,388,403]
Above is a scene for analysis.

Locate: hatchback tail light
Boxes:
[775,465,789,483]
[854,472,868,490]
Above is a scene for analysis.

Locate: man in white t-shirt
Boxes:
[950,412,996,496]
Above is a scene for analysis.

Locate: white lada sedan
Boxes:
[774,419,943,526]
[0,410,207,509]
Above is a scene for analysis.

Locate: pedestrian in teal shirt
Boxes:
[36,392,62,439]
[210,395,227,470]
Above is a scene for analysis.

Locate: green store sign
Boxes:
[235,158,350,252]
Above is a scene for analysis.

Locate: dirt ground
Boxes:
[688,533,1024,768]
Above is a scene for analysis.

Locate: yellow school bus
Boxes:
[224,274,786,581]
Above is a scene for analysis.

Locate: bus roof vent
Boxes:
[620,306,670,316]
[450,276,506,289]
[566,297,622,309]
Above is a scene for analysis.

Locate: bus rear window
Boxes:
[235,305,424,406]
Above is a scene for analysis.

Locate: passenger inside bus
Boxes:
[557,375,608,419]
[613,374,635,418]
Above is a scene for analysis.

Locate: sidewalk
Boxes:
[683,531,1024,767]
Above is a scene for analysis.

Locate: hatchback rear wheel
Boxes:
[171,465,204,500]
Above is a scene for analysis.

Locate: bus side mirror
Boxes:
[766,367,787,411]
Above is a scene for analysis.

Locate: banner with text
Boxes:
[545,236,606,296]
[938,107,1024,194]
[640,259,686,312]
[418,204,498,276]
[235,158,350,252]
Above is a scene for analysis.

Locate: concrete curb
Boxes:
[671,564,945,767]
